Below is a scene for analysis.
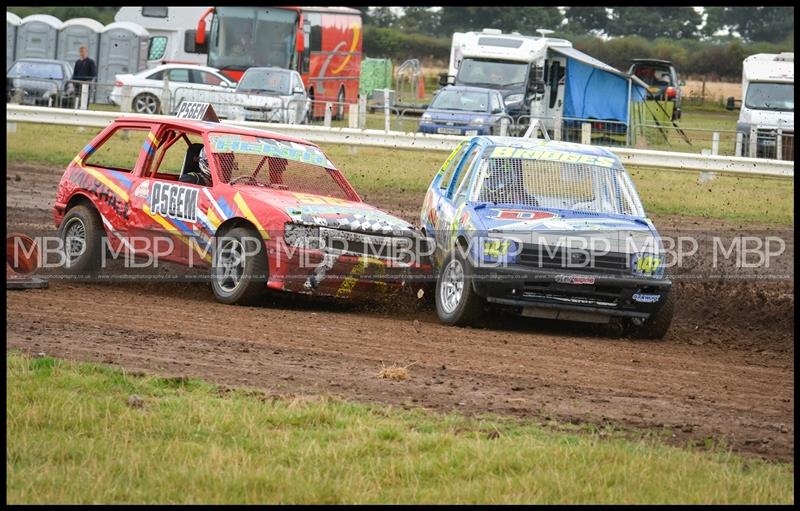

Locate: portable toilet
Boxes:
[7,12,22,70]
[97,21,150,103]
[57,18,103,65]
[16,14,62,60]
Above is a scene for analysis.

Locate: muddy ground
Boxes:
[5,163,795,461]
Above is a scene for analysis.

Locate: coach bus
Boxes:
[191,6,362,119]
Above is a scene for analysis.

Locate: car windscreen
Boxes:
[456,58,528,89]
[8,62,64,80]
[474,148,645,217]
[745,82,794,112]
[237,69,291,94]
[208,134,352,200]
[430,90,489,112]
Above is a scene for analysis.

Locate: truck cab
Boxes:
[727,52,794,160]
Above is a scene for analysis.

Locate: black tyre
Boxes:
[133,93,160,114]
[211,226,269,305]
[334,88,345,121]
[57,204,104,276]
[435,249,484,326]
[624,289,676,340]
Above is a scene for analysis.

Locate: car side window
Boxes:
[145,130,206,181]
[438,143,469,192]
[147,70,164,80]
[451,146,481,201]
[83,127,150,174]
[193,71,224,86]
[167,69,191,83]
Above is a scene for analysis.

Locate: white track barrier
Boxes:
[6,104,793,179]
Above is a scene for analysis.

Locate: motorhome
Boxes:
[443,28,573,124]
[442,28,647,141]
[115,7,209,68]
[727,52,794,160]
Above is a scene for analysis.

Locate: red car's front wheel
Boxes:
[211,226,268,305]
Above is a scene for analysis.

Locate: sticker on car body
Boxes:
[490,146,617,168]
[149,182,199,223]
[632,293,661,303]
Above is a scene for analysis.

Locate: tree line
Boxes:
[357,7,793,81]
[357,7,794,44]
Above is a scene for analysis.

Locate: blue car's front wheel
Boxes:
[435,250,484,326]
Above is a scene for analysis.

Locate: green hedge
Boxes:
[363,27,451,62]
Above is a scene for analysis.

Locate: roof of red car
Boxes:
[113,115,321,148]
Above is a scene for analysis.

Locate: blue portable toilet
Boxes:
[7,12,22,70]
[16,14,62,60]
[97,21,150,103]
[57,18,103,65]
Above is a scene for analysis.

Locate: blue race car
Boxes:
[419,136,675,339]
[418,86,507,136]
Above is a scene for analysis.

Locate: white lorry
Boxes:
[727,52,794,160]
[114,7,209,68]
[441,28,574,128]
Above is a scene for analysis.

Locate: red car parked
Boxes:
[53,104,429,304]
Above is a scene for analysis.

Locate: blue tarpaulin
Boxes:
[563,57,630,122]
[552,46,648,123]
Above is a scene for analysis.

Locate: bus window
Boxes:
[308,13,322,52]
[208,7,298,71]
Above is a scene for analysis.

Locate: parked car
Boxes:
[418,86,508,136]
[7,58,75,107]
[226,67,310,124]
[52,103,430,304]
[420,136,674,339]
[109,63,236,114]
[628,59,684,120]
[174,67,310,124]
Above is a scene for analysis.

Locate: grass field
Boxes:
[6,120,793,224]
[6,353,793,504]
[634,108,743,156]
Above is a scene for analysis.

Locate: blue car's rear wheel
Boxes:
[435,250,484,326]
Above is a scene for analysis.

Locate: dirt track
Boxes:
[5,163,795,461]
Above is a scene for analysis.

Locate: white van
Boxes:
[728,53,794,160]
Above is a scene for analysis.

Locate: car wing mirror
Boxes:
[725,96,736,111]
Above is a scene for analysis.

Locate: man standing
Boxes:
[73,46,97,82]
[73,46,97,106]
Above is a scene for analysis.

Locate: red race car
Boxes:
[53,103,430,304]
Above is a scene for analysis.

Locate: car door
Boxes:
[434,142,481,251]
[127,126,209,265]
[163,67,195,110]
[77,123,154,259]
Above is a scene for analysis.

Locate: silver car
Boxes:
[226,67,310,124]
[7,58,75,107]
